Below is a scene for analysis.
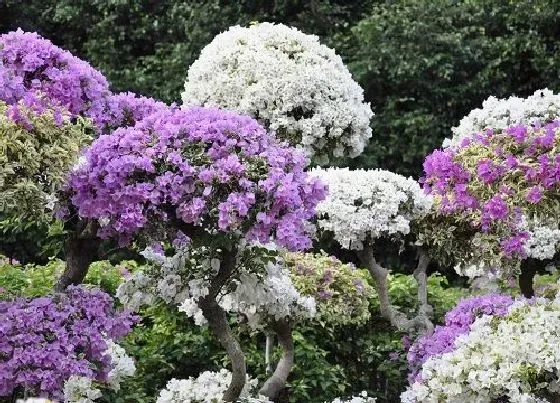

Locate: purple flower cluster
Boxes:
[0,286,137,400]
[407,294,513,383]
[422,119,560,258]
[66,106,326,250]
[0,29,110,126]
[97,91,168,135]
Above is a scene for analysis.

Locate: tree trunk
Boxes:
[519,258,537,298]
[260,319,294,400]
[356,244,433,334]
[54,220,99,292]
[199,297,247,401]
[198,246,247,402]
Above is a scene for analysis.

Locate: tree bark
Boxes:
[54,219,100,292]
[198,246,247,402]
[356,244,433,334]
[265,333,274,374]
[519,258,537,298]
[260,319,294,400]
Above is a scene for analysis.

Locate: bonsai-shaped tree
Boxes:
[182,22,373,165]
[311,167,434,333]
[420,93,560,296]
[64,105,326,400]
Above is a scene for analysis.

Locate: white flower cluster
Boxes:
[119,246,315,327]
[329,391,376,402]
[219,260,316,327]
[156,369,268,403]
[16,399,54,403]
[311,167,433,250]
[181,22,373,165]
[402,293,560,402]
[444,88,560,147]
[63,376,102,403]
[520,216,560,260]
[105,340,136,391]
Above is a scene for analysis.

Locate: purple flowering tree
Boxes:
[64,106,326,400]
[420,119,560,297]
[0,286,137,400]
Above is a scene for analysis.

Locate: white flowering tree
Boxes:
[311,167,434,333]
[118,245,373,400]
[182,22,374,165]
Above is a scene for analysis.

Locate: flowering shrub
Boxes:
[444,89,560,148]
[421,119,560,277]
[330,392,376,403]
[0,98,92,219]
[406,294,514,383]
[182,22,373,165]
[0,29,110,126]
[402,292,560,402]
[0,286,137,400]
[311,167,432,250]
[66,106,325,249]
[283,251,373,326]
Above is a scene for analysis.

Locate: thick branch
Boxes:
[357,244,432,334]
[259,319,294,400]
[413,247,434,335]
[265,333,274,374]
[198,246,247,402]
[54,220,100,292]
[519,258,537,298]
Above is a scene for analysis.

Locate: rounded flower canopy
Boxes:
[0,29,110,126]
[444,88,560,148]
[311,167,432,250]
[422,118,560,277]
[182,23,373,165]
[67,106,326,249]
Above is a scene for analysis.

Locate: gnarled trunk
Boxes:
[519,258,537,298]
[198,246,247,402]
[54,220,100,292]
[260,319,294,400]
[357,244,433,335]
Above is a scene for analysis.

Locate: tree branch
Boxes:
[259,318,294,400]
[519,258,537,298]
[357,244,433,334]
[198,246,247,402]
[265,333,274,374]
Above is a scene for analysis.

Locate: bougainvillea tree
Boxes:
[420,95,560,296]
[181,22,373,165]
[0,286,137,401]
[311,167,434,332]
[402,290,560,402]
[116,247,372,399]
[65,105,326,400]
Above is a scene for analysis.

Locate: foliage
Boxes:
[283,251,373,326]
[0,99,92,220]
[347,0,560,177]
